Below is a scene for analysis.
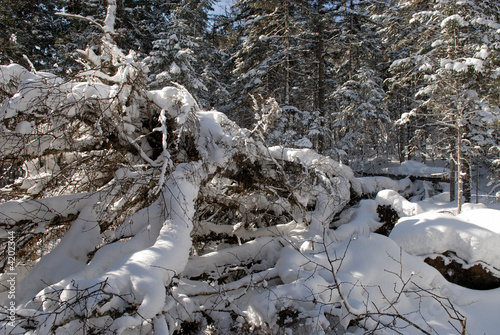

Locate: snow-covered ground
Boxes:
[2,149,499,334]
[235,186,500,335]
[330,161,500,334]
[340,190,500,334]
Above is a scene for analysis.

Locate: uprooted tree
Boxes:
[0,2,467,335]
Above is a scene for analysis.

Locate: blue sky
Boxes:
[212,0,235,15]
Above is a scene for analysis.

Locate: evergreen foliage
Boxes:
[0,0,69,70]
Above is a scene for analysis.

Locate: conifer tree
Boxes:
[230,0,305,118]
[393,0,500,211]
[322,0,387,159]
[0,0,69,70]
[146,0,228,109]
[382,0,435,161]
[331,67,390,165]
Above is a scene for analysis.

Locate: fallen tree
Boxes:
[0,4,358,333]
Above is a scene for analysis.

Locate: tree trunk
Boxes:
[457,123,463,214]
[463,157,471,203]
[316,0,325,114]
[450,156,455,202]
[476,159,479,203]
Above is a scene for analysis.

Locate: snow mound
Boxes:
[268,233,459,334]
[392,160,448,177]
[357,176,413,196]
[390,209,500,269]
[376,189,423,217]
[332,189,421,241]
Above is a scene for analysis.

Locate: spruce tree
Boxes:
[0,0,69,70]
[145,0,228,109]
[382,0,435,161]
[331,67,390,166]
[323,0,387,160]
[392,0,500,211]
[230,0,305,116]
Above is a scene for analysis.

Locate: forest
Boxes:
[0,0,500,334]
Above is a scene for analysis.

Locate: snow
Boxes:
[382,207,500,335]
[441,14,469,28]
[3,130,500,335]
[395,110,416,125]
[0,64,37,94]
[295,137,313,148]
[476,45,490,59]
[390,209,500,269]
[13,195,103,304]
[11,161,206,332]
[443,58,485,73]
[169,61,181,74]
[0,193,93,225]
[5,96,499,333]
[257,229,478,334]
[310,176,500,334]
[362,159,449,179]
[357,176,413,196]
[474,17,500,29]
[376,189,423,216]
[103,0,117,34]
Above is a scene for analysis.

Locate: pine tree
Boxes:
[331,67,390,166]
[394,0,500,211]
[56,0,174,65]
[229,1,342,150]
[230,0,306,124]
[318,0,387,159]
[145,0,228,109]
[374,0,435,162]
[0,0,177,74]
[0,0,70,70]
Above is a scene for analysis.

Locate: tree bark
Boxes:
[463,157,471,203]
[450,156,455,202]
[457,120,463,214]
[315,0,325,114]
